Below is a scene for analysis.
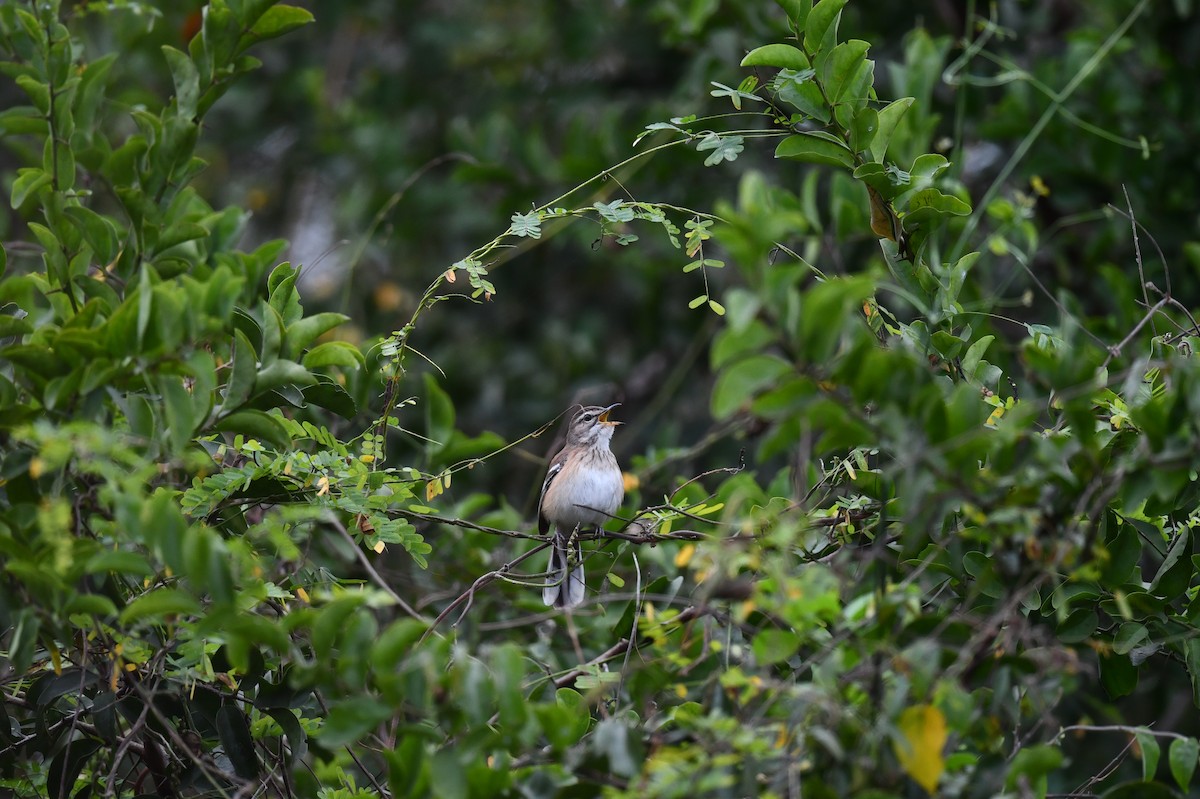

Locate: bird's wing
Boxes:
[538,448,566,534]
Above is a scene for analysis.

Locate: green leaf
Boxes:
[162,46,200,118]
[244,5,315,45]
[302,338,362,369]
[1150,528,1191,598]
[255,359,318,392]
[15,74,49,114]
[776,132,854,169]
[217,705,259,779]
[741,44,810,70]
[696,133,744,166]
[869,97,915,163]
[1136,730,1161,783]
[961,335,995,379]
[63,206,120,264]
[215,410,292,450]
[302,379,358,419]
[803,0,848,54]
[47,739,102,799]
[774,0,811,29]
[595,200,635,223]
[120,588,202,625]
[1004,745,1063,793]
[370,619,429,671]
[1099,651,1138,698]
[902,188,971,226]
[85,550,153,577]
[509,211,542,238]
[153,221,208,254]
[708,299,726,315]
[267,708,308,765]
[431,749,470,799]
[1112,622,1149,655]
[1169,737,1199,791]
[223,329,258,412]
[688,294,708,309]
[753,629,801,665]
[159,374,197,453]
[10,167,52,208]
[776,68,829,122]
[0,315,32,337]
[284,312,350,358]
[821,39,869,103]
[319,696,394,747]
[712,354,791,419]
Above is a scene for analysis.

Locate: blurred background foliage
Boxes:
[5,0,1200,796]
[26,0,1193,473]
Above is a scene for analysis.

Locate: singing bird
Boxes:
[538,404,624,609]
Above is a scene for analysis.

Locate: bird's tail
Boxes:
[543,530,585,609]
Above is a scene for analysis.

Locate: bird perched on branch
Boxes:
[538,403,624,609]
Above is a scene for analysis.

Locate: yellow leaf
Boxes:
[868,185,899,242]
[893,705,947,794]
[295,587,310,604]
[316,475,330,496]
[425,478,443,501]
[622,471,640,492]
[50,644,62,676]
[373,540,386,554]
[674,543,695,568]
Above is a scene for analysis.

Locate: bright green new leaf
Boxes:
[740,43,810,71]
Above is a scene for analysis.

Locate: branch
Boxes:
[330,516,432,625]
[553,605,708,687]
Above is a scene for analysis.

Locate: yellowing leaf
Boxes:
[316,475,330,496]
[622,471,640,492]
[425,478,443,501]
[295,587,310,604]
[373,540,386,554]
[674,543,696,568]
[894,705,947,794]
[868,185,899,241]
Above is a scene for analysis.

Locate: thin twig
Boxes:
[329,516,430,624]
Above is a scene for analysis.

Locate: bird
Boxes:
[538,403,625,609]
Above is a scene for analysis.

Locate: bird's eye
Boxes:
[582,413,595,422]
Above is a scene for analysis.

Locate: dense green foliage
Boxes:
[3,1,1200,797]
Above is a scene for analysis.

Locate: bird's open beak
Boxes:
[598,403,622,425]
